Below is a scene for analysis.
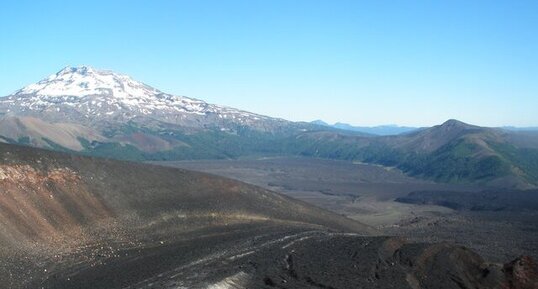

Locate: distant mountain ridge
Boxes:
[296,119,538,188]
[0,66,290,131]
[0,66,339,159]
[311,120,419,135]
[1,66,538,187]
[502,126,538,132]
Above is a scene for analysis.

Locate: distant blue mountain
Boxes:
[502,126,538,132]
[311,120,418,136]
[311,119,330,126]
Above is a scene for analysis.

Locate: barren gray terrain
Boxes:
[156,157,538,262]
[2,143,536,289]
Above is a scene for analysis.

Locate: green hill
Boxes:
[292,120,538,188]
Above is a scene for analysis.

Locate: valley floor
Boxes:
[154,157,538,263]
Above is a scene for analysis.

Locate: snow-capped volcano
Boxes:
[1,66,271,128]
[15,66,161,99]
[0,66,314,155]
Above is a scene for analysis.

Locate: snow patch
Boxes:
[4,66,269,125]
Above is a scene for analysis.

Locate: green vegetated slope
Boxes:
[291,120,538,187]
[2,117,538,187]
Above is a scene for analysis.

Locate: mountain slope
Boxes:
[294,120,538,187]
[0,115,105,150]
[0,66,342,159]
[380,120,538,186]
[1,66,272,129]
[0,142,373,247]
[0,142,373,288]
[0,142,534,289]
[0,66,328,135]
[1,67,537,187]
[311,120,419,135]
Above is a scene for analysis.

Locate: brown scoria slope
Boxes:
[0,142,536,289]
[0,115,105,150]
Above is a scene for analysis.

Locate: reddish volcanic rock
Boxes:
[503,256,538,289]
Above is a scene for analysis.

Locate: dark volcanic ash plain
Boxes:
[0,144,536,288]
[159,157,538,263]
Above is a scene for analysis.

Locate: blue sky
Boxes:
[0,0,536,127]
